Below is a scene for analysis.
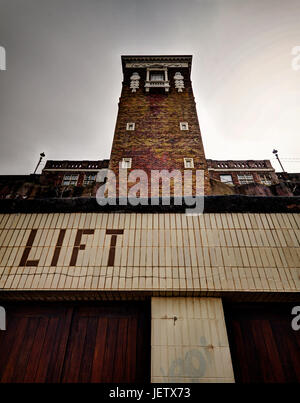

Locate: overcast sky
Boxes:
[0,0,299,174]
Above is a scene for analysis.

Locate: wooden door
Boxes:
[0,304,72,382]
[61,303,150,383]
[224,303,300,383]
[0,301,150,383]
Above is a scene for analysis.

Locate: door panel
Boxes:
[61,303,149,383]
[224,303,300,383]
[0,301,150,383]
[0,305,72,383]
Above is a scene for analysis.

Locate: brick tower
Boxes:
[108,55,211,198]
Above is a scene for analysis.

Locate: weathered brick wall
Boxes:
[108,64,211,196]
[206,159,279,188]
[209,170,277,187]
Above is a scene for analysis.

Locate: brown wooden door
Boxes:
[0,301,150,383]
[224,303,300,383]
[0,304,72,383]
[61,303,150,383]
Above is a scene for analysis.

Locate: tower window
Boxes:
[126,122,135,131]
[145,68,169,93]
[180,122,189,131]
[184,158,194,169]
[237,174,254,184]
[122,158,132,169]
[62,174,79,186]
[150,72,164,81]
[220,174,233,185]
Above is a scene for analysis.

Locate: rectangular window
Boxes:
[184,158,194,169]
[126,122,135,131]
[180,122,189,131]
[122,158,132,169]
[83,174,97,186]
[62,174,79,186]
[150,72,164,81]
[260,174,272,185]
[220,174,233,185]
[237,174,254,185]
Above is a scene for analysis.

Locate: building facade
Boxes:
[0,55,299,384]
[207,159,278,186]
[108,56,211,197]
[0,159,109,200]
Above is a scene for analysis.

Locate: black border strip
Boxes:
[0,195,299,214]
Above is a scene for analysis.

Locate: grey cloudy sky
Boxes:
[0,0,299,174]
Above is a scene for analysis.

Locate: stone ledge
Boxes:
[0,290,299,302]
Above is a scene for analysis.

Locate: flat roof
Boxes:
[121,55,193,73]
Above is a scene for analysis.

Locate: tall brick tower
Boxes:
[108,55,211,198]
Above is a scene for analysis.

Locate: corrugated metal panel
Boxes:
[151,297,235,383]
[0,213,299,293]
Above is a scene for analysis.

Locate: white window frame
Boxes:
[220,174,233,185]
[126,122,135,131]
[237,174,254,185]
[146,68,168,82]
[62,174,79,186]
[180,122,189,131]
[145,67,170,93]
[122,158,132,169]
[184,158,194,169]
[259,174,272,186]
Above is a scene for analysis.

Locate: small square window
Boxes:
[126,122,135,131]
[180,122,189,131]
[122,158,132,169]
[184,158,194,169]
